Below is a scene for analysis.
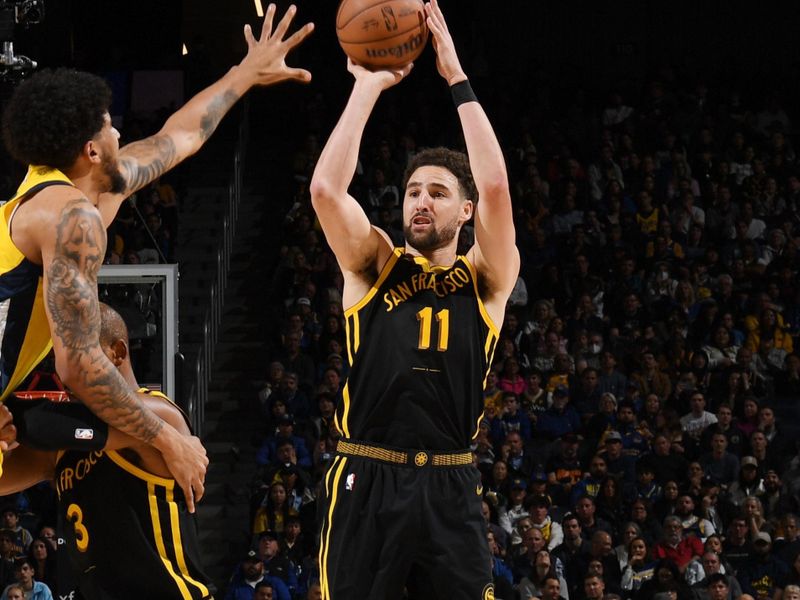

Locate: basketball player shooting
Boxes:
[0,5,312,511]
[310,1,519,598]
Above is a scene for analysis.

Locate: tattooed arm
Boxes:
[39,194,208,511]
[97,4,314,226]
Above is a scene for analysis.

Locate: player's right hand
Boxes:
[161,432,208,513]
[348,58,413,91]
[240,3,314,86]
[0,404,16,452]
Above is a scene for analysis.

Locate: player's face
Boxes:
[403,166,472,252]
[95,113,125,195]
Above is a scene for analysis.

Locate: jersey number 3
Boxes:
[67,503,90,552]
[416,307,449,351]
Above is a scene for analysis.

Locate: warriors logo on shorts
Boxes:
[482,583,495,600]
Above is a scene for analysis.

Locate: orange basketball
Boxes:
[336,0,429,69]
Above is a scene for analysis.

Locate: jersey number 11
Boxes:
[416,307,449,352]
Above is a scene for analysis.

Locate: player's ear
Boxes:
[460,199,474,222]
[84,139,101,164]
[109,339,128,366]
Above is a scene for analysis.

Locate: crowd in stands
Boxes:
[236,65,800,600]
[3,55,800,600]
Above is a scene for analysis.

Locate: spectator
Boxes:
[736,532,788,600]
[652,516,704,573]
[224,551,291,600]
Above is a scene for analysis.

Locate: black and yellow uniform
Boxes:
[0,166,75,402]
[320,249,499,600]
[55,389,214,600]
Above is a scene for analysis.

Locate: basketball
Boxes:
[336,0,429,69]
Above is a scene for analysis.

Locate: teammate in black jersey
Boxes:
[310,2,519,598]
[0,304,213,600]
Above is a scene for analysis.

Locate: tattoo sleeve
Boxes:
[199,90,239,142]
[46,200,163,443]
[118,89,240,195]
[118,134,178,195]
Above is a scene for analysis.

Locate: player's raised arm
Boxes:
[425,0,519,300]
[35,193,208,512]
[97,4,314,225]
[310,60,411,275]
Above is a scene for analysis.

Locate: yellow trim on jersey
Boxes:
[320,456,347,600]
[352,311,360,354]
[411,255,452,274]
[0,166,74,402]
[343,248,402,319]
[1,280,53,401]
[166,486,211,598]
[340,383,352,438]
[105,450,175,489]
[148,482,193,600]
[461,255,500,338]
[472,410,486,441]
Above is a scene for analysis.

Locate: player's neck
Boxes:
[404,242,458,268]
[65,169,103,207]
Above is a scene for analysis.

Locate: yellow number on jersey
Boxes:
[66,503,89,552]
[416,307,449,351]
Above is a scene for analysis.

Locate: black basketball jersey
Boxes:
[337,249,499,450]
[55,444,213,599]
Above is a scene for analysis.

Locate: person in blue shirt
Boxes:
[537,386,581,441]
[224,552,291,600]
[491,392,533,446]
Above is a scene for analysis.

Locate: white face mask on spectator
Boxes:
[590,343,602,354]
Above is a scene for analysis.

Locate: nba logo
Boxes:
[345,473,356,491]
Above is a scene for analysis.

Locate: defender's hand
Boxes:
[240,4,314,86]
[348,58,413,91]
[161,432,209,513]
[425,0,466,85]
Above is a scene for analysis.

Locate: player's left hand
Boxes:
[240,3,314,86]
[424,0,466,85]
[0,404,16,452]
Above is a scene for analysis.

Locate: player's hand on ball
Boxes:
[348,58,413,90]
[424,0,466,85]
[241,3,314,86]
[0,404,15,452]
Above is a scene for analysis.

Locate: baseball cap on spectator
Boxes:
[605,431,623,443]
[553,385,569,397]
[510,478,527,490]
[530,470,548,483]
[258,530,279,542]
[561,432,580,444]
[296,297,311,307]
[278,414,295,427]
[754,532,771,545]
[527,494,551,508]
[741,456,758,468]
[243,550,261,563]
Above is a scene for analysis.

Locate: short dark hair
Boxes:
[403,147,478,203]
[2,68,111,171]
[254,581,274,592]
[706,573,728,588]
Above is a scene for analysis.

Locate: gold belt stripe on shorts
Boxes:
[336,439,472,467]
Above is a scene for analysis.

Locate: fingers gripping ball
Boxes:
[336,0,429,69]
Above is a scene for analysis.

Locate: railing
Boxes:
[185,100,248,437]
